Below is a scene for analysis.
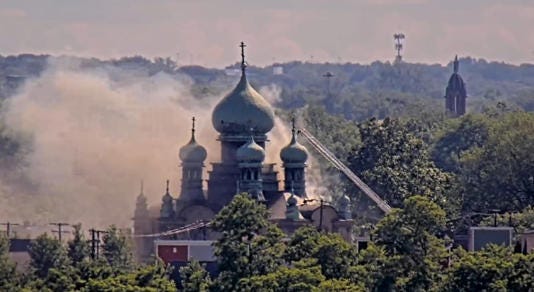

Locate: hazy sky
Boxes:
[1,0,533,67]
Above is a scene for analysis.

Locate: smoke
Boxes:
[0,64,332,228]
[0,58,219,227]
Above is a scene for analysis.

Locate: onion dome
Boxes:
[445,56,466,98]
[280,119,308,164]
[212,42,275,135]
[237,132,265,162]
[160,180,175,218]
[179,117,207,163]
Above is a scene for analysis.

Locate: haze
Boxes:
[1,0,533,67]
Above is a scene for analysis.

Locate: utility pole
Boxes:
[319,199,324,231]
[1,222,20,238]
[50,223,70,242]
[89,228,107,259]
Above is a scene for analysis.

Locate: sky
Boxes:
[0,0,533,67]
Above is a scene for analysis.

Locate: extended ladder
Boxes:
[299,128,392,214]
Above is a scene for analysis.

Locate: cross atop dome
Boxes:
[453,55,459,73]
[240,41,247,74]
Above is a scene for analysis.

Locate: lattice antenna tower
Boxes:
[394,33,405,63]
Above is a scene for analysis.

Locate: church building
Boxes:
[132,43,353,262]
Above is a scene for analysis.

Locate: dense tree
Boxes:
[67,223,91,267]
[28,233,71,279]
[211,193,285,291]
[460,112,534,212]
[349,117,454,209]
[374,196,448,291]
[179,260,211,292]
[0,235,19,291]
[237,265,325,292]
[101,225,134,271]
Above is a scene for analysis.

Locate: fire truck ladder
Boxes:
[298,128,392,214]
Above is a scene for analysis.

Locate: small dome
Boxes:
[237,134,265,162]
[179,137,207,163]
[179,117,207,163]
[280,126,308,164]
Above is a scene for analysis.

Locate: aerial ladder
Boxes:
[298,128,392,214]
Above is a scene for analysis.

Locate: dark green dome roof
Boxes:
[212,74,275,134]
[237,134,265,162]
[280,129,308,164]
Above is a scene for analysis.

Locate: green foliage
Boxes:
[179,260,211,292]
[101,225,134,271]
[349,117,454,209]
[460,111,534,212]
[0,235,19,291]
[444,245,534,291]
[68,223,91,267]
[28,233,71,279]
[211,193,285,291]
[237,265,325,292]
[374,196,448,291]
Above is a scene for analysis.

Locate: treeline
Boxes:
[0,225,176,291]
[2,194,532,291]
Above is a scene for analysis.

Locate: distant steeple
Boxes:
[445,55,467,116]
[134,180,149,219]
[160,179,175,219]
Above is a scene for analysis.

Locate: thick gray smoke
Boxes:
[0,61,330,228]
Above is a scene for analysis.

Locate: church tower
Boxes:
[178,117,207,205]
[280,118,308,197]
[133,181,152,262]
[236,131,266,202]
[159,180,175,231]
[445,56,467,116]
[207,42,275,210]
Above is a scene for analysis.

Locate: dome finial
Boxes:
[191,116,196,141]
[140,179,144,195]
[240,41,247,75]
[453,55,459,73]
[166,179,170,194]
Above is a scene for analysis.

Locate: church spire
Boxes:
[453,55,459,73]
[240,41,247,75]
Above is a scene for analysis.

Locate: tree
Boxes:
[237,265,325,292]
[373,196,448,291]
[460,112,534,212]
[0,235,19,291]
[28,233,71,279]
[211,193,285,291]
[179,260,211,292]
[101,225,134,271]
[67,223,91,267]
[349,117,454,209]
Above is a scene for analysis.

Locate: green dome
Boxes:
[237,134,265,162]
[212,74,275,134]
[280,130,308,164]
[179,136,207,163]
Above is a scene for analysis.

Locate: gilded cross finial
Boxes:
[453,55,459,73]
[240,41,247,74]
[291,117,296,135]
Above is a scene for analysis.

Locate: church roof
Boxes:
[236,133,265,162]
[445,56,467,98]
[211,42,275,135]
[179,117,207,163]
[280,119,308,164]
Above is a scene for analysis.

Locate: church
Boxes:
[132,43,353,262]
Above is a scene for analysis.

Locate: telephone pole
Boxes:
[89,228,107,259]
[394,33,405,63]
[50,223,70,242]
[323,72,334,98]
[1,222,20,237]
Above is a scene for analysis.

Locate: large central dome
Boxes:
[212,43,275,136]
[212,73,275,135]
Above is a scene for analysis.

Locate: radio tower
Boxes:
[394,33,405,63]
